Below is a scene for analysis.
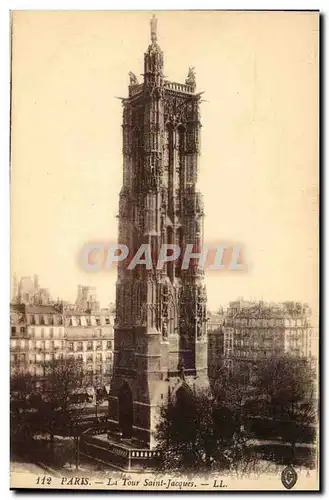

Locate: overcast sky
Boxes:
[11,11,318,315]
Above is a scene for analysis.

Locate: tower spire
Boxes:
[150,14,157,43]
[144,14,163,87]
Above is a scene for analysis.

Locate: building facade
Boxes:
[10,281,114,389]
[222,299,313,382]
[109,16,208,446]
[11,303,66,381]
[65,311,114,387]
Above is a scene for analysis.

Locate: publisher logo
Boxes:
[281,466,298,489]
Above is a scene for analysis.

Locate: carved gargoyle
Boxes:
[129,71,139,85]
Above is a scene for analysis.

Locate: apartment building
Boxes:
[222,299,313,381]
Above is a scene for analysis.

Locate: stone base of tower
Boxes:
[107,396,160,447]
[102,319,209,472]
[81,364,209,471]
[107,326,172,448]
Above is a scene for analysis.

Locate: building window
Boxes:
[96,341,102,350]
[77,342,83,352]
[96,353,102,363]
[68,342,74,352]
[20,326,26,334]
[106,341,112,350]
[87,341,93,351]
[11,326,16,335]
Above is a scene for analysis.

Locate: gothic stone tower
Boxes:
[108,16,208,447]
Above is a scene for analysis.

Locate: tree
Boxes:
[211,371,264,475]
[37,357,86,468]
[40,358,85,434]
[255,356,317,459]
[10,373,37,451]
[11,358,87,469]
[155,387,226,473]
[213,370,256,425]
[154,386,258,474]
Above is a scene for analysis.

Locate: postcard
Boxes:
[10,10,319,491]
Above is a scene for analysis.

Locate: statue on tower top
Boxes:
[185,66,196,91]
[150,14,157,43]
[144,14,163,80]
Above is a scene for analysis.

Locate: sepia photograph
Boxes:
[9,10,319,491]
